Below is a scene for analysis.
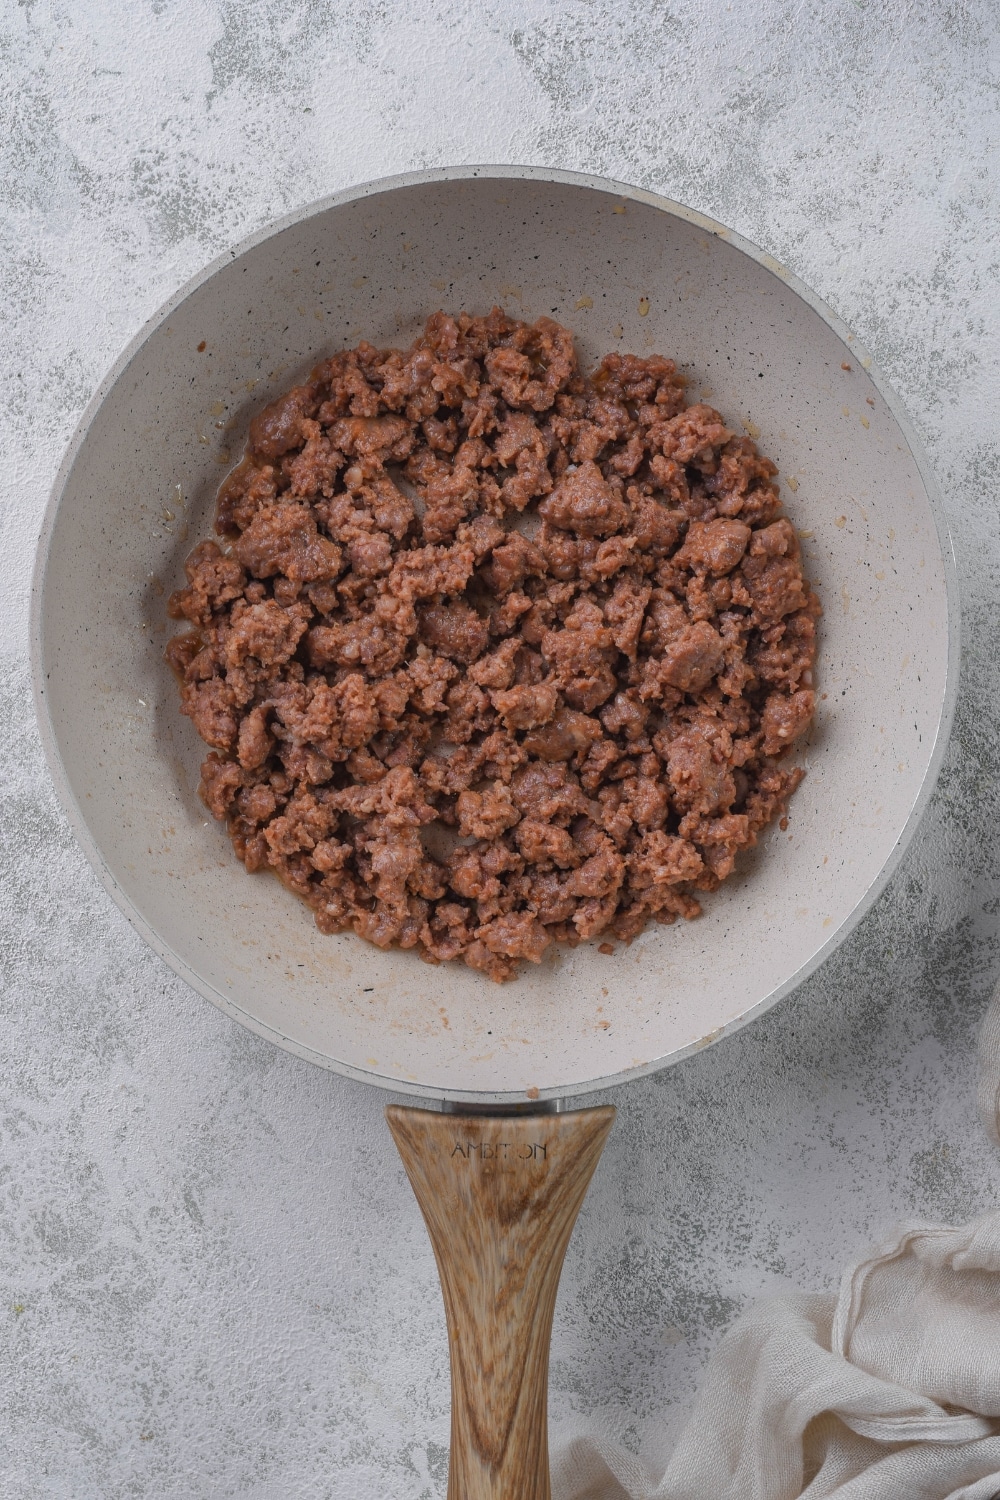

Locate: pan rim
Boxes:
[30,162,961,1104]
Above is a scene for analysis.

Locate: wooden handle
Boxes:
[386,1103,615,1500]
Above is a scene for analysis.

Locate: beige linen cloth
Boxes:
[551,985,1000,1500]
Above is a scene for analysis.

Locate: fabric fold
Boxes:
[549,978,1000,1499]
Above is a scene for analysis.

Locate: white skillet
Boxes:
[31,166,956,1106]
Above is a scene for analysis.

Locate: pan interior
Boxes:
[34,171,952,1101]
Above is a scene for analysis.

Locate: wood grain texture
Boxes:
[386,1105,615,1500]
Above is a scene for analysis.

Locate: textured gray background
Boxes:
[2,2,1000,1496]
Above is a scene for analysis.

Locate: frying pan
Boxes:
[31,167,957,1497]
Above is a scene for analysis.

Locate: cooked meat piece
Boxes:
[627,830,705,890]
[347,531,393,578]
[761,688,815,756]
[490,681,559,732]
[484,531,548,594]
[233,503,342,584]
[521,708,602,762]
[223,599,310,669]
[168,540,247,626]
[248,385,319,461]
[664,731,737,818]
[604,575,652,659]
[657,621,726,695]
[674,518,751,576]
[538,460,630,536]
[328,414,414,460]
[515,820,580,869]
[475,912,550,963]
[455,783,520,840]
[417,601,490,664]
[199,753,243,818]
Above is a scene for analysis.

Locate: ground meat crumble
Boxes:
[166,309,819,982]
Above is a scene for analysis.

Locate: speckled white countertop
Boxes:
[3,3,1000,1496]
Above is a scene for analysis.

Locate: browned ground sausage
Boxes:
[167,310,819,981]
